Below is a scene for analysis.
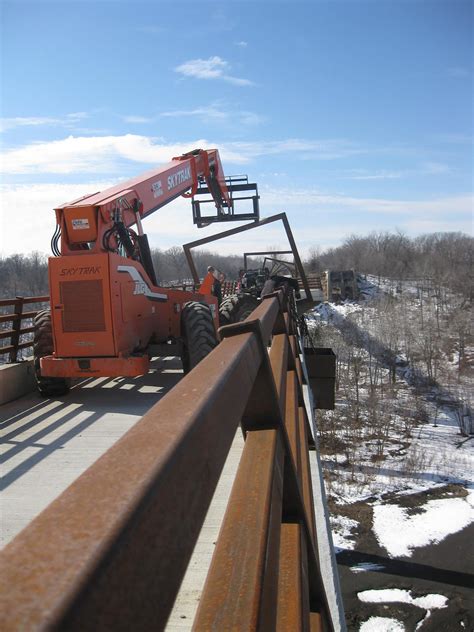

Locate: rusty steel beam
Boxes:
[258,436,285,632]
[276,523,306,631]
[193,429,282,630]
[183,214,290,284]
[310,613,324,632]
[298,407,317,543]
[280,213,312,302]
[1,287,337,630]
[269,333,289,416]
[0,330,264,631]
[223,300,333,627]
[285,370,302,479]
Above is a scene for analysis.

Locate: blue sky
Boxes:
[1,0,472,257]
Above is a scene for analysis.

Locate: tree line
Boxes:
[1,230,472,299]
[0,248,261,297]
[307,231,473,301]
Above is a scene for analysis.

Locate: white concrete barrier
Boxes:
[0,360,36,405]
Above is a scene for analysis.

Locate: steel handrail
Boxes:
[0,295,49,362]
[0,289,335,631]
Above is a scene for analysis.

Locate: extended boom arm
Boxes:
[53,149,231,257]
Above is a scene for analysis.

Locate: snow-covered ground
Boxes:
[372,489,474,558]
[305,275,473,630]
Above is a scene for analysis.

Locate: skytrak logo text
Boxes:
[60,266,101,276]
[167,166,191,191]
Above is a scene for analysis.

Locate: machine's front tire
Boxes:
[33,310,70,397]
[218,293,259,326]
[180,302,218,373]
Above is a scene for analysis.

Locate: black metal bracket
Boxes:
[192,175,260,227]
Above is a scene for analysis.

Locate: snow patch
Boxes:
[358,588,448,631]
[358,588,448,609]
[329,514,358,549]
[359,616,405,631]
[350,562,385,573]
[372,490,474,557]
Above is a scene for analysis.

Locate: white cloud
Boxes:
[0,134,362,175]
[2,181,470,258]
[0,112,88,133]
[0,182,115,256]
[235,41,248,48]
[260,185,473,218]
[175,56,254,86]
[0,135,227,174]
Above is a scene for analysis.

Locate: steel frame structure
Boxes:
[182,212,312,302]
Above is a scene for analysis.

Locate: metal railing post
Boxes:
[9,297,24,363]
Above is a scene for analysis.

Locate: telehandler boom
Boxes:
[35,149,257,396]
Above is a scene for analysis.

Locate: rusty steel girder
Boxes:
[0,288,336,631]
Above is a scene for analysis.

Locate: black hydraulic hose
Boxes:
[51,224,61,256]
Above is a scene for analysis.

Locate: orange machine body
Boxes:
[40,149,228,380]
[41,253,218,378]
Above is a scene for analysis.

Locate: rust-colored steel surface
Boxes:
[277,523,305,631]
[182,212,313,301]
[0,288,337,631]
[0,295,49,361]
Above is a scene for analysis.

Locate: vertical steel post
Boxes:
[9,297,24,363]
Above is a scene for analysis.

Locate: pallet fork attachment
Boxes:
[192,175,260,227]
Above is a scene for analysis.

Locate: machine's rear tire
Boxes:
[218,293,259,326]
[33,310,70,397]
[180,302,218,374]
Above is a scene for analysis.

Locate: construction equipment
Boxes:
[219,256,301,326]
[34,149,259,396]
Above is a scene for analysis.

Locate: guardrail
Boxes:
[0,289,338,630]
[0,296,49,362]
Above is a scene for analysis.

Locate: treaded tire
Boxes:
[33,310,70,397]
[180,302,218,374]
[218,293,259,326]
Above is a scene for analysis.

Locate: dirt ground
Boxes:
[332,485,474,631]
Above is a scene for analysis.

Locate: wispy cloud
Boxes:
[0,112,88,133]
[235,41,248,48]
[160,104,264,126]
[175,56,254,86]
[136,25,164,34]
[432,133,472,145]
[421,161,452,175]
[347,170,404,181]
[343,162,453,181]
[0,134,363,175]
[0,135,218,174]
[121,115,155,124]
[1,181,471,257]
[261,185,473,219]
[161,105,228,121]
[447,66,470,78]
[227,139,364,161]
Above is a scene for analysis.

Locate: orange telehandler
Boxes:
[34,149,259,396]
